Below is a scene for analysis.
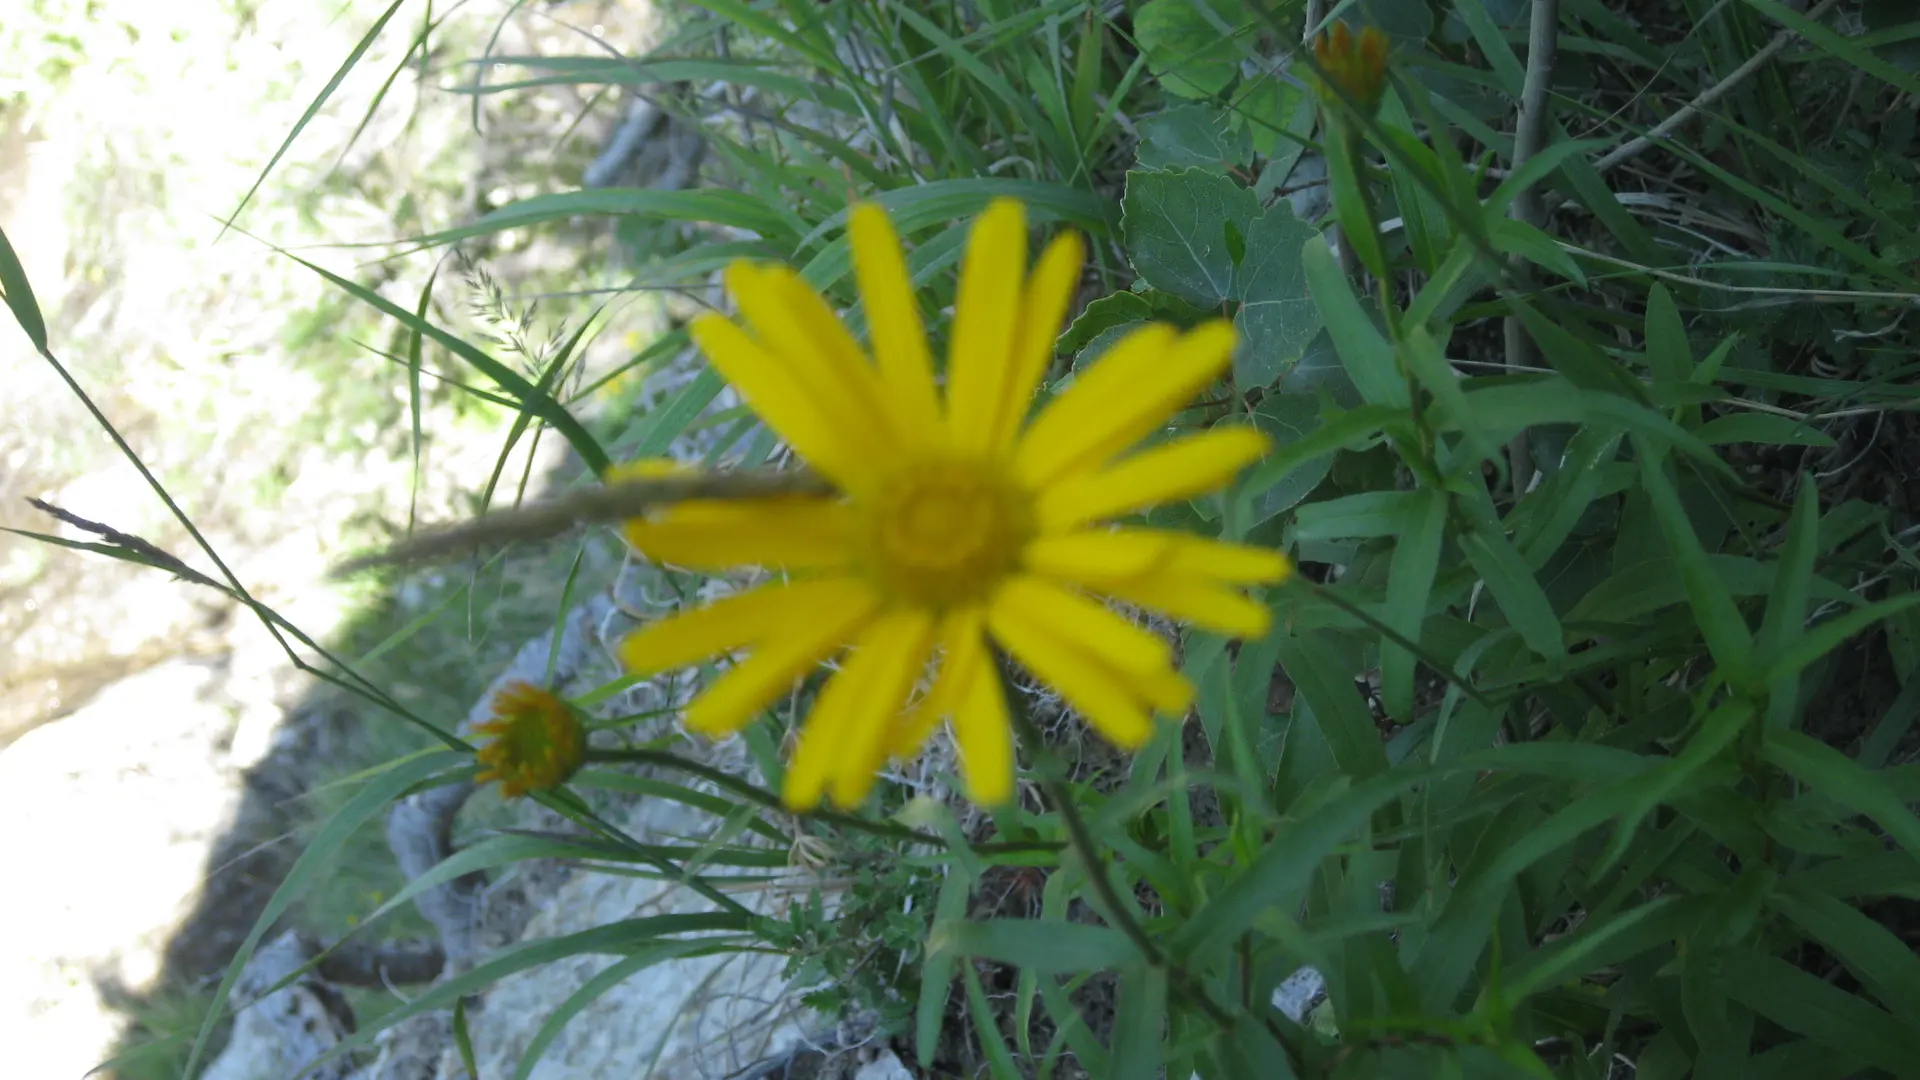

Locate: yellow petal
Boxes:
[1028,529,1291,584]
[623,497,855,571]
[1084,574,1273,639]
[1035,426,1271,531]
[945,199,1027,452]
[618,578,873,676]
[680,589,881,736]
[829,611,935,808]
[953,650,1015,806]
[887,608,987,760]
[783,610,935,809]
[987,598,1158,748]
[1014,321,1235,487]
[991,575,1176,676]
[990,231,1084,448]
[1023,530,1171,579]
[727,262,905,449]
[849,203,942,433]
[691,314,875,493]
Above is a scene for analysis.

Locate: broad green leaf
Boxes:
[1122,167,1260,306]
[1232,205,1323,388]
[1060,292,1152,357]
[931,919,1140,974]
[1636,445,1752,682]
[1301,239,1408,406]
[1137,102,1252,170]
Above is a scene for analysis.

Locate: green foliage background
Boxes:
[10,0,1920,1077]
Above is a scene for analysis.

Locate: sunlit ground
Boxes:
[0,1,660,1075]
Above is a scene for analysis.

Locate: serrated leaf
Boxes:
[1137,103,1252,170]
[1060,292,1152,356]
[1123,168,1261,306]
[1232,204,1323,388]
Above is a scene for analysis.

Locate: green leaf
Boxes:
[1460,526,1566,662]
[1644,282,1691,386]
[1485,138,1608,218]
[1171,768,1421,962]
[962,965,1024,1080]
[1135,0,1249,99]
[1122,168,1260,306]
[1636,444,1753,682]
[1137,103,1252,170]
[1763,730,1920,863]
[185,752,468,1076]
[1232,204,1324,388]
[1773,879,1920,1028]
[931,919,1140,974]
[1722,947,1918,1074]
[1277,632,1390,781]
[1060,292,1153,356]
[917,868,974,1067]
[220,0,406,237]
[1233,404,1407,525]
[1301,239,1408,406]
[1500,894,1712,1002]
[1109,966,1168,1080]
[1244,394,1335,525]
[278,248,611,477]
[1382,490,1447,720]
[1770,594,1920,685]
[0,222,49,352]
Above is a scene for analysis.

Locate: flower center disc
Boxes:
[868,458,1033,609]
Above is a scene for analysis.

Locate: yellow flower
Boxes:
[616,199,1290,810]
[1311,22,1390,116]
[474,681,585,798]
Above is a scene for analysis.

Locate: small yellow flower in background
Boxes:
[616,199,1290,810]
[474,681,585,798]
[1311,22,1390,116]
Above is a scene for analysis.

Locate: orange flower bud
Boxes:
[1311,23,1390,116]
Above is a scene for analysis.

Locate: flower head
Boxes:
[617,199,1290,810]
[474,681,585,798]
[1311,22,1390,116]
